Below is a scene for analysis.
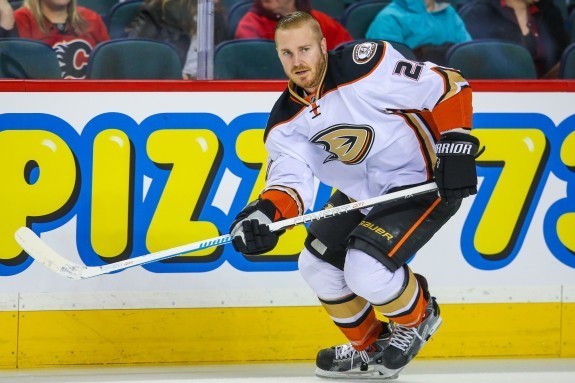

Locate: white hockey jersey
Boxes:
[261,41,473,219]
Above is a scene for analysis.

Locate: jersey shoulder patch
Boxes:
[327,41,386,86]
[352,41,379,65]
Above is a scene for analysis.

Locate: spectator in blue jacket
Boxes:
[366,0,471,64]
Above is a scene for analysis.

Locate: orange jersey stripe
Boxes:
[432,87,473,133]
[260,189,301,220]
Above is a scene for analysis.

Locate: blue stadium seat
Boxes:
[0,38,62,79]
[446,40,537,79]
[342,0,390,39]
[107,0,144,39]
[311,0,356,20]
[86,38,183,79]
[221,0,248,11]
[8,0,22,9]
[227,0,253,40]
[559,43,575,78]
[78,0,119,16]
[214,39,286,79]
[554,0,568,19]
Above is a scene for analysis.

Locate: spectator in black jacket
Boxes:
[460,0,569,78]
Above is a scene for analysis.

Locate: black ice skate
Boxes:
[381,296,442,377]
[315,323,398,380]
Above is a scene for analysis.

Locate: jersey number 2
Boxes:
[393,61,423,81]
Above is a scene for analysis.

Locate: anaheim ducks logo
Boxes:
[310,124,375,164]
[53,39,92,79]
[353,42,377,65]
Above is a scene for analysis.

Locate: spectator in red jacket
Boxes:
[1,0,109,79]
[235,0,352,50]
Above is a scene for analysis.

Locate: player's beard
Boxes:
[290,54,327,92]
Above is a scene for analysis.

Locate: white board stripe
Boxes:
[17,285,565,311]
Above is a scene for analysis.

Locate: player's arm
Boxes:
[377,46,480,202]
[358,42,481,202]
[426,67,481,202]
[230,152,314,255]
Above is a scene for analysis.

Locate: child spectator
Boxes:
[366,0,471,64]
[460,0,569,78]
[235,0,352,50]
[2,0,110,79]
[126,0,227,79]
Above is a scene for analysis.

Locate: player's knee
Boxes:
[298,247,352,299]
[297,247,317,285]
[348,235,403,272]
[344,248,405,303]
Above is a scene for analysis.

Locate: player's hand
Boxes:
[434,132,482,203]
[230,199,282,255]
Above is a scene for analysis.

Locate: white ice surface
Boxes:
[0,359,574,383]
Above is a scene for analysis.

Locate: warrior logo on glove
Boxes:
[434,132,483,203]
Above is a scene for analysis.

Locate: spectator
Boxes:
[0,0,15,36]
[460,0,569,78]
[235,0,352,50]
[126,0,227,79]
[365,0,471,64]
[2,0,110,79]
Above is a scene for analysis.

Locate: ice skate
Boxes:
[315,323,398,380]
[381,296,442,377]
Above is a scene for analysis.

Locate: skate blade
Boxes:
[426,316,443,341]
[315,366,399,380]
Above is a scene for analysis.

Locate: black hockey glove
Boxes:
[434,132,482,203]
[230,199,283,255]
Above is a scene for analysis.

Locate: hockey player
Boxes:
[230,11,480,379]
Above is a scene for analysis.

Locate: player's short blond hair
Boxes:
[275,11,324,42]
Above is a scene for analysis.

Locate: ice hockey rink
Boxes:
[1,358,575,383]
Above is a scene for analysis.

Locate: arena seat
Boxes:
[0,38,62,79]
[227,0,253,40]
[107,0,144,39]
[221,0,248,10]
[78,0,119,16]
[341,0,390,39]
[559,43,575,79]
[86,38,182,79]
[8,0,22,10]
[310,0,354,20]
[446,39,537,79]
[214,39,286,79]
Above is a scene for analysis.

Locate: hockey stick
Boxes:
[14,182,437,280]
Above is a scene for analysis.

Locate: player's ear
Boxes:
[321,37,327,55]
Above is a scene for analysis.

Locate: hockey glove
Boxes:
[230,199,283,255]
[434,132,482,203]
